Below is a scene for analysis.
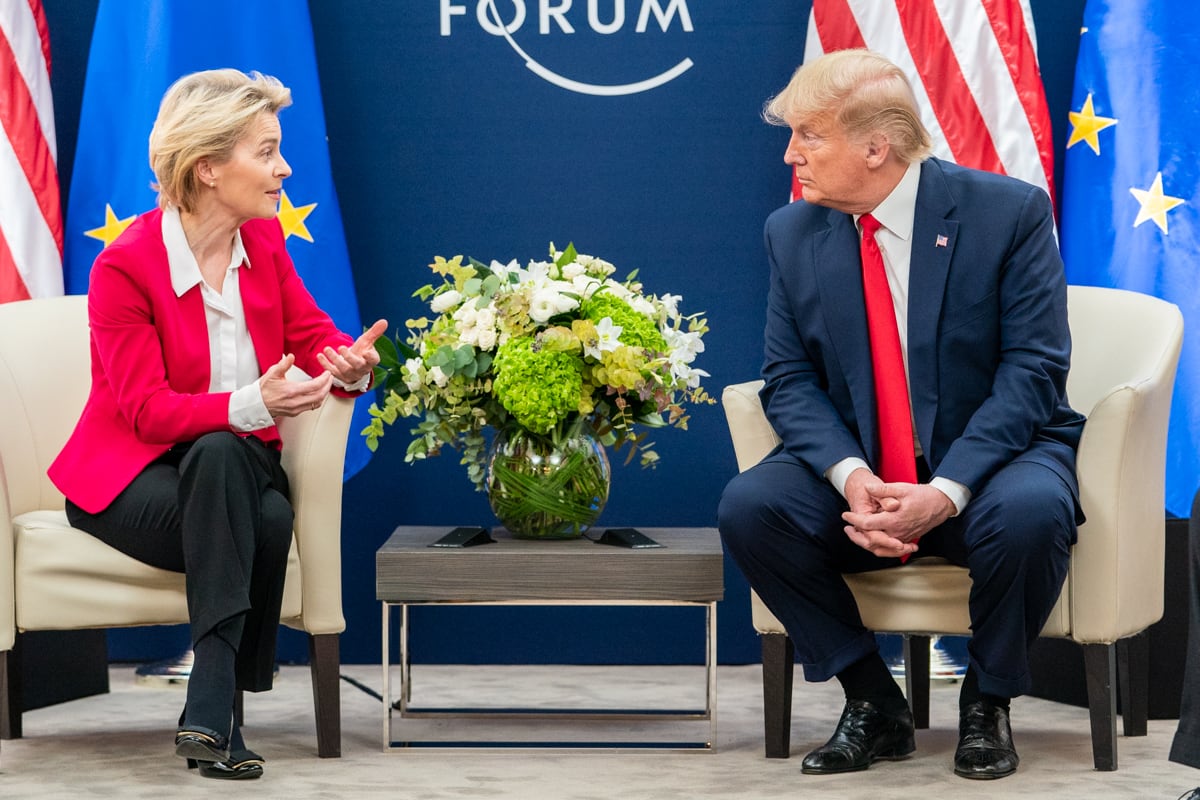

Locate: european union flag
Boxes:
[64,0,373,478]
[1060,0,1200,517]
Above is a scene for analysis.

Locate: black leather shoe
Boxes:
[174,725,231,764]
[954,701,1019,779]
[187,749,265,780]
[801,699,916,774]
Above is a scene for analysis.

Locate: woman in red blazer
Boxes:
[48,69,385,780]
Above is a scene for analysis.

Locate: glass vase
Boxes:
[485,426,611,540]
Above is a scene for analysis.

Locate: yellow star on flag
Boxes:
[84,203,136,247]
[1067,93,1118,155]
[1129,172,1185,234]
[276,189,317,242]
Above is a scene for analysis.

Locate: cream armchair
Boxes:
[0,295,353,757]
[721,285,1183,771]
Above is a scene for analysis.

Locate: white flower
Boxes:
[658,293,682,320]
[525,260,554,283]
[581,316,623,360]
[428,365,449,388]
[561,260,585,279]
[403,358,424,392]
[430,290,462,313]
[476,326,498,351]
[680,365,710,389]
[452,302,479,328]
[628,295,656,318]
[528,287,578,323]
[664,327,705,362]
[595,317,623,352]
[572,274,602,299]
[489,259,521,280]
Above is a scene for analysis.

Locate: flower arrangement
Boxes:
[363,243,712,497]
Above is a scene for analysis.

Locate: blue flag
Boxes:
[64,0,373,479]
[1060,0,1200,517]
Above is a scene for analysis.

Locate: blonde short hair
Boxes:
[148,69,292,212]
[763,49,932,164]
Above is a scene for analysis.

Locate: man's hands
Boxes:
[316,318,388,386]
[841,467,957,559]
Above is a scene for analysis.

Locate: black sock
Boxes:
[959,666,1010,712]
[836,652,908,714]
[183,632,236,737]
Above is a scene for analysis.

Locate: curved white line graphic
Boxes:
[483,0,694,97]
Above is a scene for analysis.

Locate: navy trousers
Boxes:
[718,448,1075,699]
[66,432,293,693]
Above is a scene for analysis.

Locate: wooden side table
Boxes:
[376,526,724,750]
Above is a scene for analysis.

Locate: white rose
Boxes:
[403,358,424,392]
[430,290,462,313]
[529,288,565,323]
[429,366,449,388]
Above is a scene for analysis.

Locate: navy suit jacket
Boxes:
[759,157,1084,512]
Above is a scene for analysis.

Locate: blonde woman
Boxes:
[50,69,385,779]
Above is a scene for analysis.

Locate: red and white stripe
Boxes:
[0,0,63,302]
[800,0,1055,203]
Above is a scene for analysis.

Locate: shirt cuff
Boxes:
[930,476,971,516]
[825,457,871,499]
[333,372,371,393]
[230,381,274,432]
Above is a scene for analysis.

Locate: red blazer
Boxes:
[49,209,355,513]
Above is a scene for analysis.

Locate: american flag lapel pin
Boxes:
[935,234,949,248]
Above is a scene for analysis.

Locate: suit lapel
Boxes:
[907,159,957,453]
[814,209,880,464]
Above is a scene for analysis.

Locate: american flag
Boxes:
[799,0,1055,202]
[0,0,62,302]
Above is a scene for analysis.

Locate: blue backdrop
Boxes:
[41,0,1088,666]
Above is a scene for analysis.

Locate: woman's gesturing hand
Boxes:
[316,319,388,386]
[259,354,334,417]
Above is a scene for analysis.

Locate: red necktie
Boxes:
[859,213,917,486]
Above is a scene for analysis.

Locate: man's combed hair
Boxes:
[763,49,933,164]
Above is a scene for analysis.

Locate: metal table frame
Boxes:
[381,598,718,751]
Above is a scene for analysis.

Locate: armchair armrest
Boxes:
[721,381,779,473]
[276,394,356,635]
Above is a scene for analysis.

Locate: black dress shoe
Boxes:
[174,725,231,764]
[187,749,265,780]
[954,700,1019,779]
[801,699,916,774]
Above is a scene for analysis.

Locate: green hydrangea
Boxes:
[581,293,666,352]
[492,336,582,434]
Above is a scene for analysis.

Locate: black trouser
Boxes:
[66,432,293,693]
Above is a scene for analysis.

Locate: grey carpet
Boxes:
[2,664,1197,799]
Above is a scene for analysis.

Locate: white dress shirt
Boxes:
[162,207,368,434]
[825,161,971,515]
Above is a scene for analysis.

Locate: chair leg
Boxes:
[761,632,794,758]
[903,634,930,729]
[1117,632,1149,737]
[308,633,341,758]
[1083,642,1119,771]
[1,637,22,740]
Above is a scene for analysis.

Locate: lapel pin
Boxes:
[935,234,948,248]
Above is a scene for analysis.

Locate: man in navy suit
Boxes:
[719,49,1084,780]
